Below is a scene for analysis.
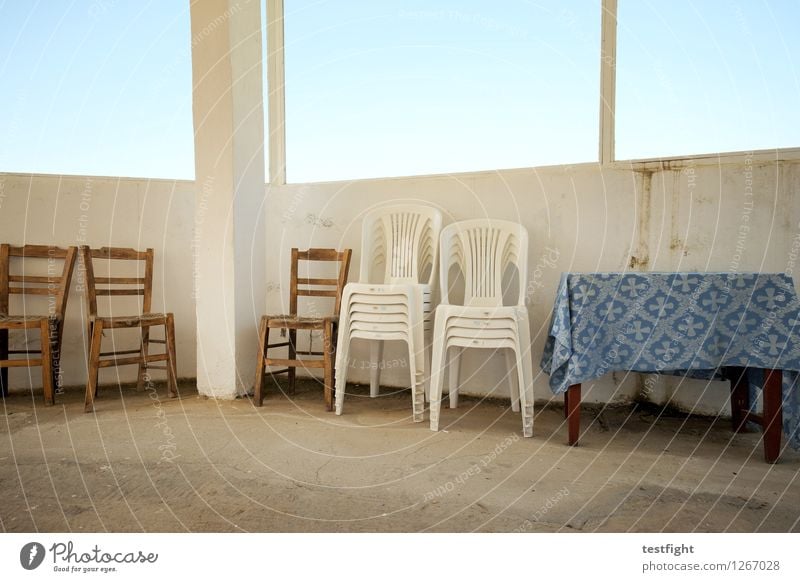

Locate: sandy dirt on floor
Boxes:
[1,379,799,532]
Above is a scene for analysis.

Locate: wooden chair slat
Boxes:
[8,275,53,283]
[0,319,45,329]
[94,277,146,285]
[9,287,56,295]
[8,245,70,258]
[265,357,326,369]
[297,277,338,286]
[296,249,342,261]
[296,289,338,297]
[99,349,143,357]
[0,358,43,367]
[95,288,146,296]
[267,341,290,349]
[90,247,149,260]
[97,353,168,368]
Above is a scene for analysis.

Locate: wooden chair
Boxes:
[80,246,177,412]
[254,248,352,410]
[0,244,77,405]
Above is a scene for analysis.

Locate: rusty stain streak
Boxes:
[671,169,681,261]
[629,170,652,270]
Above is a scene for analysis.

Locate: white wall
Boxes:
[0,173,196,390]
[264,156,800,415]
[3,155,799,417]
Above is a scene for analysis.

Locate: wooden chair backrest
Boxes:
[80,246,154,317]
[0,244,77,320]
[290,248,352,316]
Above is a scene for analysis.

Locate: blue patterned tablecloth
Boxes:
[541,272,800,450]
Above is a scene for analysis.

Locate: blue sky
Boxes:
[0,1,194,180]
[0,1,798,182]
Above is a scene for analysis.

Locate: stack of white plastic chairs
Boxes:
[334,204,442,422]
[428,219,534,437]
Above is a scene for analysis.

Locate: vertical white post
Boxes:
[599,0,618,165]
[190,0,267,398]
[266,0,287,185]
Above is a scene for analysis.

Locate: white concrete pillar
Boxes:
[190,0,266,398]
[266,0,286,185]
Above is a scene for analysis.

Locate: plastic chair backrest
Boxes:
[358,204,442,286]
[439,219,529,308]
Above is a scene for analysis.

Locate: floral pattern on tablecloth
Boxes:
[541,272,800,450]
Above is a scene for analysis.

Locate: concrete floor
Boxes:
[1,379,799,532]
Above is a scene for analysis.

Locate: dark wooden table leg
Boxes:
[565,384,581,446]
[762,369,783,464]
[729,366,750,433]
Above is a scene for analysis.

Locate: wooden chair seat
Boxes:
[0,314,57,327]
[90,312,170,329]
[263,314,339,329]
[254,248,351,410]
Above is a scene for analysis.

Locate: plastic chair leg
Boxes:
[423,327,432,402]
[448,346,463,409]
[517,318,535,438]
[407,339,424,423]
[369,340,383,398]
[334,326,351,416]
[506,349,520,412]
[428,321,446,431]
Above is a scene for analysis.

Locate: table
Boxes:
[541,272,800,463]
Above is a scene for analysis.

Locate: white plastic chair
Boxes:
[334,204,442,422]
[428,219,534,437]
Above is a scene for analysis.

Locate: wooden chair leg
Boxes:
[254,322,269,407]
[136,326,151,392]
[51,320,64,393]
[287,329,297,394]
[323,320,334,411]
[0,328,8,398]
[165,315,178,398]
[85,320,104,413]
[39,320,55,406]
